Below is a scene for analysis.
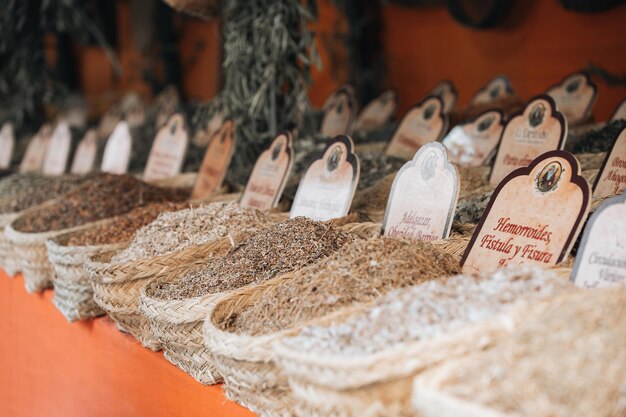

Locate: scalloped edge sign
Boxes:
[70,129,98,174]
[192,119,236,199]
[0,122,15,169]
[546,72,597,126]
[431,80,458,114]
[144,113,189,182]
[354,90,398,132]
[462,150,591,273]
[320,88,357,137]
[290,135,360,221]
[470,76,515,105]
[593,125,626,198]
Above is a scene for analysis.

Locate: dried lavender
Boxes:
[147,217,356,300]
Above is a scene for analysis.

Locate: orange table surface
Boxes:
[0,270,256,417]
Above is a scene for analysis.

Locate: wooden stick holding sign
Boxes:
[382,142,459,241]
[442,109,505,167]
[143,113,189,182]
[70,129,98,174]
[431,80,458,114]
[462,150,591,274]
[0,122,15,170]
[489,95,567,186]
[320,87,357,137]
[101,121,132,175]
[353,90,398,133]
[545,72,597,127]
[191,119,236,199]
[571,190,626,288]
[290,135,360,221]
[386,95,448,160]
[43,121,72,176]
[20,124,52,173]
[470,75,515,105]
[240,132,294,210]
[593,125,626,198]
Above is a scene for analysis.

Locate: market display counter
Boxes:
[0,270,255,417]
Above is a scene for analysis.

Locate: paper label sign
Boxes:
[431,80,458,114]
[462,151,591,273]
[593,125,626,198]
[322,85,356,111]
[43,121,72,176]
[470,76,515,105]
[443,110,505,167]
[354,90,397,132]
[320,88,357,137]
[611,99,626,121]
[571,191,626,288]
[490,95,567,186]
[98,105,122,140]
[20,124,52,173]
[386,96,447,160]
[193,112,224,147]
[71,129,98,174]
[382,142,459,241]
[0,122,15,169]
[192,119,236,199]
[546,72,596,125]
[101,121,132,174]
[240,132,294,210]
[290,135,360,221]
[144,113,188,182]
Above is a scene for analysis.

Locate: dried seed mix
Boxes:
[147,217,356,300]
[223,237,461,335]
[13,174,187,233]
[111,202,273,263]
[283,266,572,356]
[66,201,189,247]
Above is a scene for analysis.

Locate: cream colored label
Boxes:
[611,99,626,121]
[443,110,505,167]
[571,192,626,288]
[382,142,459,241]
[20,124,52,173]
[463,151,591,273]
[101,121,132,174]
[470,76,514,105]
[144,113,188,181]
[490,96,566,186]
[70,129,98,174]
[386,96,447,160]
[43,121,72,176]
[192,120,236,199]
[354,90,397,132]
[193,112,224,147]
[0,123,15,169]
[290,136,360,221]
[431,80,458,114]
[240,133,294,210]
[546,72,596,125]
[593,127,626,198]
[321,90,356,137]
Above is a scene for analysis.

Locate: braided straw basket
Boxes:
[45,220,126,322]
[85,237,236,351]
[0,211,24,276]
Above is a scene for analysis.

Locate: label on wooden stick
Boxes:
[43,121,72,176]
[0,123,15,169]
[71,129,98,174]
[431,80,458,114]
[571,191,626,288]
[240,132,294,210]
[101,121,132,174]
[144,113,188,182]
[382,142,459,241]
[490,95,567,186]
[386,96,447,160]
[354,90,397,132]
[593,126,626,198]
[320,88,356,137]
[470,76,514,105]
[290,136,360,221]
[462,151,591,273]
[546,72,596,126]
[192,119,236,199]
[442,110,505,167]
[20,124,52,173]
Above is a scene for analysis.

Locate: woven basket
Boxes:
[45,221,126,322]
[85,237,235,351]
[5,206,111,293]
[0,211,23,275]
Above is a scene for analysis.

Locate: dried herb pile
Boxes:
[147,217,356,300]
[111,202,273,264]
[13,174,187,233]
[454,189,493,224]
[358,153,405,190]
[0,173,90,214]
[222,237,461,336]
[66,201,188,247]
[572,119,626,153]
[420,287,625,417]
[283,267,572,356]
